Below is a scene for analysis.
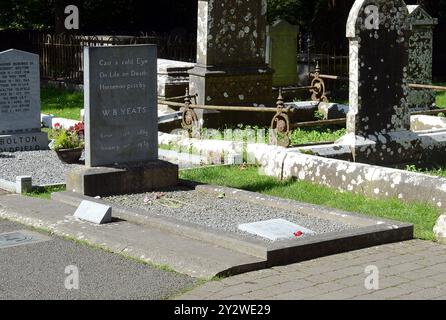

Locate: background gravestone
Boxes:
[346,0,411,137]
[266,20,300,87]
[407,5,438,111]
[189,0,273,126]
[0,49,48,152]
[84,45,158,167]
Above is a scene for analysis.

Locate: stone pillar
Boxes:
[189,0,273,124]
[407,5,438,111]
[346,0,411,137]
[266,20,299,87]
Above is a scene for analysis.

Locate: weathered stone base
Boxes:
[0,131,49,153]
[189,65,274,127]
[66,161,179,197]
[157,59,194,100]
[299,130,446,166]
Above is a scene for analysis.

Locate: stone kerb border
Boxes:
[158,132,245,165]
[247,143,446,209]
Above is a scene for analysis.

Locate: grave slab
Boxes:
[238,219,315,241]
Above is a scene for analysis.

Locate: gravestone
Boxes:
[266,20,300,87]
[299,0,446,165]
[346,0,411,137]
[84,45,158,167]
[407,5,438,111]
[67,45,178,196]
[189,0,273,124]
[0,49,49,153]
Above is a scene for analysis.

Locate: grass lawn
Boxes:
[436,83,446,107]
[180,165,440,241]
[25,185,66,200]
[41,86,83,120]
[290,127,346,145]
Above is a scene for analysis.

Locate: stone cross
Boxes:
[346,0,411,137]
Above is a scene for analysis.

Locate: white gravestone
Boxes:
[0,49,48,152]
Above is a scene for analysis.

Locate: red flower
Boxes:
[74,122,84,132]
[294,231,303,238]
[54,122,61,129]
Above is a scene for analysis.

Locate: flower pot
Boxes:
[55,148,83,164]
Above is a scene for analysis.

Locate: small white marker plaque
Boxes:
[238,219,315,241]
[74,200,112,225]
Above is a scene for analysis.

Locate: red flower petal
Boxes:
[294,231,303,237]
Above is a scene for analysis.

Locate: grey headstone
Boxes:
[346,0,411,136]
[84,45,158,167]
[0,49,40,133]
[74,200,112,224]
[238,219,315,241]
[0,49,48,152]
[407,5,438,110]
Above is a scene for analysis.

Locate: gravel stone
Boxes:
[105,188,356,242]
[0,150,83,186]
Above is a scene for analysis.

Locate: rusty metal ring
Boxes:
[311,77,328,103]
[270,112,290,147]
[181,108,198,131]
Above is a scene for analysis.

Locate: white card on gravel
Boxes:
[238,219,315,241]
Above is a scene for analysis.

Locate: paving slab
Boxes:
[180,240,446,300]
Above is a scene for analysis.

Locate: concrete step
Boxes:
[0,194,265,279]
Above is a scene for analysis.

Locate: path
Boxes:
[180,240,446,300]
[0,219,196,300]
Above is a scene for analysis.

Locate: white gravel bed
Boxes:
[0,150,83,186]
[105,188,356,242]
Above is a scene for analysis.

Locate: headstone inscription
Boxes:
[0,49,48,153]
[84,45,158,167]
[346,0,411,137]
